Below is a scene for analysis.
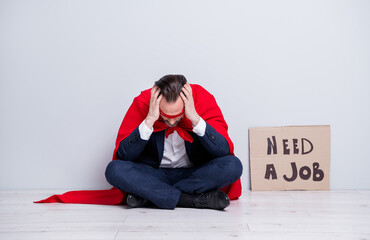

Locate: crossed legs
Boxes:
[105,155,242,209]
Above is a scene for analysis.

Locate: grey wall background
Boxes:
[1,0,369,191]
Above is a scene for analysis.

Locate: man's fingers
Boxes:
[151,85,157,94]
[180,92,187,102]
[182,86,191,98]
[150,86,158,101]
[156,94,163,104]
[184,83,192,93]
[153,87,161,99]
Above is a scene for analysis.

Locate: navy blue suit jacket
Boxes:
[117,122,230,168]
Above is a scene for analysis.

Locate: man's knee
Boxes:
[216,155,243,181]
[229,155,243,179]
[105,160,132,185]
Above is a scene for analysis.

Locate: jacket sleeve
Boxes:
[196,122,230,158]
[116,127,149,161]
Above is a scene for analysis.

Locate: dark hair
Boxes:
[155,74,187,103]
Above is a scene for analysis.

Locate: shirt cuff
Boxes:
[138,120,153,140]
[192,117,206,137]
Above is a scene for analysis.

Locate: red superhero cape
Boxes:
[35,84,242,205]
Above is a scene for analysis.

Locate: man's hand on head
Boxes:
[180,83,200,127]
[145,85,163,129]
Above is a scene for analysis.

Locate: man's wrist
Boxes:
[192,117,206,136]
[191,115,201,127]
[145,117,156,129]
[139,120,153,140]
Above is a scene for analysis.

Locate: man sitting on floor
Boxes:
[105,74,243,210]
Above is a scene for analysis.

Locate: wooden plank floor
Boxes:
[0,190,369,239]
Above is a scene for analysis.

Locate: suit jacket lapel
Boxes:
[185,140,191,159]
[155,130,165,163]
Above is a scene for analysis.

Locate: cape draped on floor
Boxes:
[35,84,242,205]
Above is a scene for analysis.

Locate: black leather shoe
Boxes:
[126,194,149,208]
[193,190,230,210]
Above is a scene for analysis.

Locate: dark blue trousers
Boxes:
[105,155,242,209]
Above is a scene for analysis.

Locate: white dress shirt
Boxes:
[138,117,206,168]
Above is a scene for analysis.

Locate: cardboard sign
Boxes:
[249,125,330,191]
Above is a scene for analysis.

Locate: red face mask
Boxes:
[160,109,185,119]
